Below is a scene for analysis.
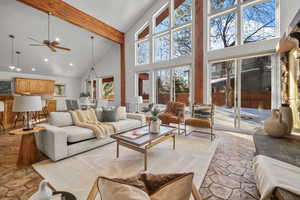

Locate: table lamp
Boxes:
[13,96,42,131]
[134,96,143,113]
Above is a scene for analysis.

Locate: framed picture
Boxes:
[54,83,66,97]
[0,80,12,95]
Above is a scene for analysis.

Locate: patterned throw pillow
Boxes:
[93,173,194,200]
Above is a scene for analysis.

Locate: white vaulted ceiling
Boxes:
[0,0,156,78]
[62,0,156,32]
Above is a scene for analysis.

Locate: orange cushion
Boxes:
[158,113,180,124]
[185,118,211,128]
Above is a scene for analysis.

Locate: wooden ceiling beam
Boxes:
[17,0,124,44]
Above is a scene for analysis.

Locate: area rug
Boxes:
[33,134,219,200]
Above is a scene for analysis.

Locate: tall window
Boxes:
[135,0,192,65]
[209,0,278,50]
[136,24,150,65]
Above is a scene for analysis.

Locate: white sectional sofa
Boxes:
[35,112,146,161]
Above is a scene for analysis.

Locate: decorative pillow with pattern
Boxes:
[92,173,194,200]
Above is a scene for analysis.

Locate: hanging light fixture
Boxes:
[88,36,97,81]
[8,35,15,70]
[15,51,21,72]
[85,36,97,99]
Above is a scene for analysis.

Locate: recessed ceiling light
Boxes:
[32,68,36,71]
[69,62,73,66]
[55,37,60,42]
[9,65,15,70]
[16,68,21,72]
[44,58,48,62]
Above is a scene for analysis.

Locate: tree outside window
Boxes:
[209,0,277,50]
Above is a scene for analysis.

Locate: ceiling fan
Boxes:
[28,13,71,52]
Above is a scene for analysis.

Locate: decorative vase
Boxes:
[149,119,160,133]
[280,104,293,134]
[264,109,288,138]
[29,180,53,200]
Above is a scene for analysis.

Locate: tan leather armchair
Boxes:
[158,102,185,134]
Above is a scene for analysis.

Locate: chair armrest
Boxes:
[192,183,203,200]
[127,113,146,125]
[37,124,68,161]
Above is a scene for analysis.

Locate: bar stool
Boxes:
[0,101,4,130]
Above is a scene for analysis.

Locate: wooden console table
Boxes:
[9,126,45,167]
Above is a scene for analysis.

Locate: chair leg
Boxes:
[178,123,180,135]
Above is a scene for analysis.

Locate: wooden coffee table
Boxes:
[111,125,177,171]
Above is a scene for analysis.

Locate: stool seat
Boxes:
[185,118,211,128]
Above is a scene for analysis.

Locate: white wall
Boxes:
[86,43,121,106]
[0,71,81,99]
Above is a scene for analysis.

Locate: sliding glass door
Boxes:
[156,65,191,106]
[210,60,237,128]
[209,55,274,131]
[239,56,272,128]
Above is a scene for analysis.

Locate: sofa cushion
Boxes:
[63,126,95,143]
[95,108,103,121]
[102,107,118,122]
[117,106,127,120]
[109,119,141,132]
[49,112,74,127]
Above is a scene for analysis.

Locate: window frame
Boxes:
[135,22,151,66]
[172,23,193,58]
[208,0,279,51]
[134,0,193,66]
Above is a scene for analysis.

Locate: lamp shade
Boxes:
[13,96,42,112]
[134,96,143,104]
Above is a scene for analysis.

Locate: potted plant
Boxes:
[149,107,160,133]
[79,92,90,104]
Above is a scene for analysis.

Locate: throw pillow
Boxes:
[101,107,118,122]
[117,106,127,120]
[94,173,194,200]
[95,108,103,121]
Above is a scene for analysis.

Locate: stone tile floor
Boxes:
[199,131,259,200]
[0,129,259,200]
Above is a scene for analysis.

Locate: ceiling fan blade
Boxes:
[29,44,46,46]
[53,46,71,51]
[50,41,60,46]
[48,45,57,52]
[28,37,42,43]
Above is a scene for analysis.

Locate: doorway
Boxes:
[209,55,274,132]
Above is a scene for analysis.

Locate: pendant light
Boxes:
[88,36,97,81]
[15,51,21,72]
[86,36,97,99]
[8,35,15,70]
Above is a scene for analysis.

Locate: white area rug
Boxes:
[33,135,219,200]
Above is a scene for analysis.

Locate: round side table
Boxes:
[9,126,45,167]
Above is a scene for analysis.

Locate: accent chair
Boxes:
[158,101,185,135]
